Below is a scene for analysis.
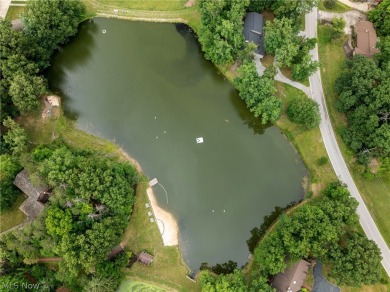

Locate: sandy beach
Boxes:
[146,187,179,246]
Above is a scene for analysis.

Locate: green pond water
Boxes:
[48,18,308,271]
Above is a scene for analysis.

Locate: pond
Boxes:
[47,18,308,272]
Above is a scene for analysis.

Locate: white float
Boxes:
[196,137,204,144]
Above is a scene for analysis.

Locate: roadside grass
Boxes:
[318,24,390,246]
[121,183,199,292]
[318,0,350,13]
[275,82,337,196]
[0,194,26,233]
[5,6,24,20]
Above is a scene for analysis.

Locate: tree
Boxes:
[376,36,390,69]
[327,232,382,286]
[2,117,28,155]
[287,95,320,129]
[45,207,73,238]
[324,0,337,9]
[0,155,22,212]
[198,0,249,65]
[264,18,299,67]
[21,0,85,67]
[292,55,320,81]
[200,269,248,292]
[331,17,346,39]
[271,0,319,19]
[83,276,116,292]
[234,63,282,124]
[368,0,390,36]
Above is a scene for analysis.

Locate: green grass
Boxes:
[275,82,337,196]
[121,183,199,291]
[0,194,26,233]
[82,0,200,30]
[318,24,390,246]
[5,6,25,20]
[318,0,351,13]
[118,280,167,292]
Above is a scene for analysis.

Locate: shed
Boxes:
[271,259,311,292]
[138,251,154,265]
[243,12,264,56]
[11,19,24,31]
[13,170,50,219]
[354,21,379,57]
[107,244,125,260]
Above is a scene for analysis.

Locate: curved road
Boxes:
[305,8,390,277]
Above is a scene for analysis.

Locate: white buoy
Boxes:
[223,210,226,213]
[102,29,106,34]
[164,131,167,134]
[196,137,204,144]
[155,116,157,119]
[156,136,158,139]
[212,209,214,213]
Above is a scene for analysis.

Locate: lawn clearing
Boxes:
[5,6,24,21]
[318,24,390,246]
[118,279,167,292]
[318,0,350,13]
[275,82,337,196]
[0,194,26,233]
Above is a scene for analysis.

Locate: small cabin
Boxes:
[138,251,154,265]
[243,12,264,56]
[354,21,379,57]
[271,259,311,292]
[13,170,51,219]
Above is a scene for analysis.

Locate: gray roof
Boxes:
[138,251,153,265]
[243,12,264,55]
[271,259,311,292]
[13,169,48,219]
[11,19,24,31]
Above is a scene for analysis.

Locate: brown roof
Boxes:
[271,259,311,292]
[107,244,125,260]
[138,251,153,265]
[355,21,379,57]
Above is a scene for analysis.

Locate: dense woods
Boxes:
[0,143,139,290]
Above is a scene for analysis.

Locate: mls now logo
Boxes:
[1,282,43,290]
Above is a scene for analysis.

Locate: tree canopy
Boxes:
[198,0,249,65]
[287,95,320,129]
[368,0,390,36]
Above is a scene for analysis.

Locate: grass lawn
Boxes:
[318,24,390,247]
[0,194,26,233]
[118,279,167,292]
[82,0,200,30]
[318,0,351,13]
[275,82,337,196]
[280,66,310,87]
[5,6,24,20]
[121,183,199,292]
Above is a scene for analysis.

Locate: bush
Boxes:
[324,0,337,9]
[332,17,346,39]
[287,96,321,129]
[317,156,329,166]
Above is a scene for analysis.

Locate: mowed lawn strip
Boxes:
[318,25,390,246]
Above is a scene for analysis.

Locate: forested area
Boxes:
[198,0,320,125]
[0,142,139,290]
[200,183,384,290]
[333,0,390,178]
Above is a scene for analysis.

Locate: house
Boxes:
[138,251,154,265]
[354,21,379,57]
[11,19,24,31]
[271,259,311,292]
[243,12,264,56]
[13,169,50,220]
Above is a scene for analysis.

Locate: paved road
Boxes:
[0,0,11,19]
[305,8,390,277]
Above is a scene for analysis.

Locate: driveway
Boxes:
[313,262,340,292]
[305,8,390,277]
[318,10,367,34]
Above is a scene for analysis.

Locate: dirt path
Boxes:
[184,0,196,8]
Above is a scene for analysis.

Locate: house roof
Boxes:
[355,21,379,57]
[11,19,24,31]
[107,244,125,260]
[138,251,153,265]
[14,169,49,200]
[243,12,264,55]
[271,259,311,292]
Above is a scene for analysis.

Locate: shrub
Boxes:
[287,96,321,129]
